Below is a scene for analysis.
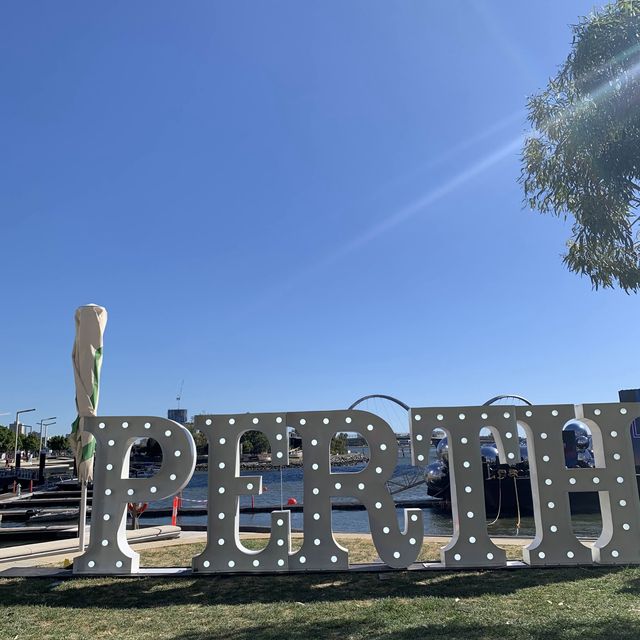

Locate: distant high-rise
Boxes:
[168,409,188,425]
[9,421,25,436]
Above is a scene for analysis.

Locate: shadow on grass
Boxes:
[168,617,640,640]
[618,571,640,594]
[0,565,637,610]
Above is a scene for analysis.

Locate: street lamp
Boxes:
[42,420,57,452]
[38,416,57,451]
[13,408,36,470]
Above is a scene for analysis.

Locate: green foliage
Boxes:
[522,0,640,291]
[184,424,209,454]
[19,432,41,453]
[241,430,271,455]
[0,427,39,456]
[0,426,14,453]
[192,430,208,454]
[331,432,348,455]
[47,434,71,453]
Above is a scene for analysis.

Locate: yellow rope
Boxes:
[487,478,502,526]
[513,476,522,529]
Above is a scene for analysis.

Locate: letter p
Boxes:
[74,416,196,574]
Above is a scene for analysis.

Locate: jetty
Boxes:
[0,481,441,543]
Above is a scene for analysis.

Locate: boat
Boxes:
[27,508,81,523]
[425,402,640,517]
[49,476,83,491]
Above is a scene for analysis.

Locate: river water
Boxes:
[141,447,605,538]
[0,447,605,540]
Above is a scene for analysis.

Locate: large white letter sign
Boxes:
[192,413,291,573]
[290,410,423,570]
[517,403,640,566]
[74,416,196,575]
[411,406,521,568]
[69,402,640,576]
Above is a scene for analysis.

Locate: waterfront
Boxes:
[0,445,608,542]
[141,448,606,539]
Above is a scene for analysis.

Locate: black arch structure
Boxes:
[348,393,532,412]
[348,394,410,412]
[482,394,533,406]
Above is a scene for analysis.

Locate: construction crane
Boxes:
[176,380,184,409]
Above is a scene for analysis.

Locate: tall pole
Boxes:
[13,408,36,472]
[38,416,56,451]
[42,420,56,450]
[37,419,55,487]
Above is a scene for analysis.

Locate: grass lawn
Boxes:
[1,536,639,640]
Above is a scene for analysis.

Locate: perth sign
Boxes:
[74,403,640,575]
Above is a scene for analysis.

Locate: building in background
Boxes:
[9,421,25,436]
[168,409,188,425]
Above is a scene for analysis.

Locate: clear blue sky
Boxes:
[2,1,636,437]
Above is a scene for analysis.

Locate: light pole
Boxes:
[42,420,56,452]
[13,408,36,470]
[38,417,56,451]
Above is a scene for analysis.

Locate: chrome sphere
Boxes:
[425,460,448,484]
[576,435,590,450]
[425,460,450,497]
[436,437,449,463]
[480,444,499,463]
[564,422,590,439]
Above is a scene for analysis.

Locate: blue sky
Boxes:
[1,1,636,437]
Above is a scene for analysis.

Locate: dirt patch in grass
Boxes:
[138,536,525,567]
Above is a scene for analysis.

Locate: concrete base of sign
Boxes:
[0,559,546,578]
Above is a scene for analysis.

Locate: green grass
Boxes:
[137,536,525,566]
[1,538,639,640]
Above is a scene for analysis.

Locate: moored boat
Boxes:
[425,391,640,517]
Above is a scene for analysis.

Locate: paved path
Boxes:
[0,525,183,571]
